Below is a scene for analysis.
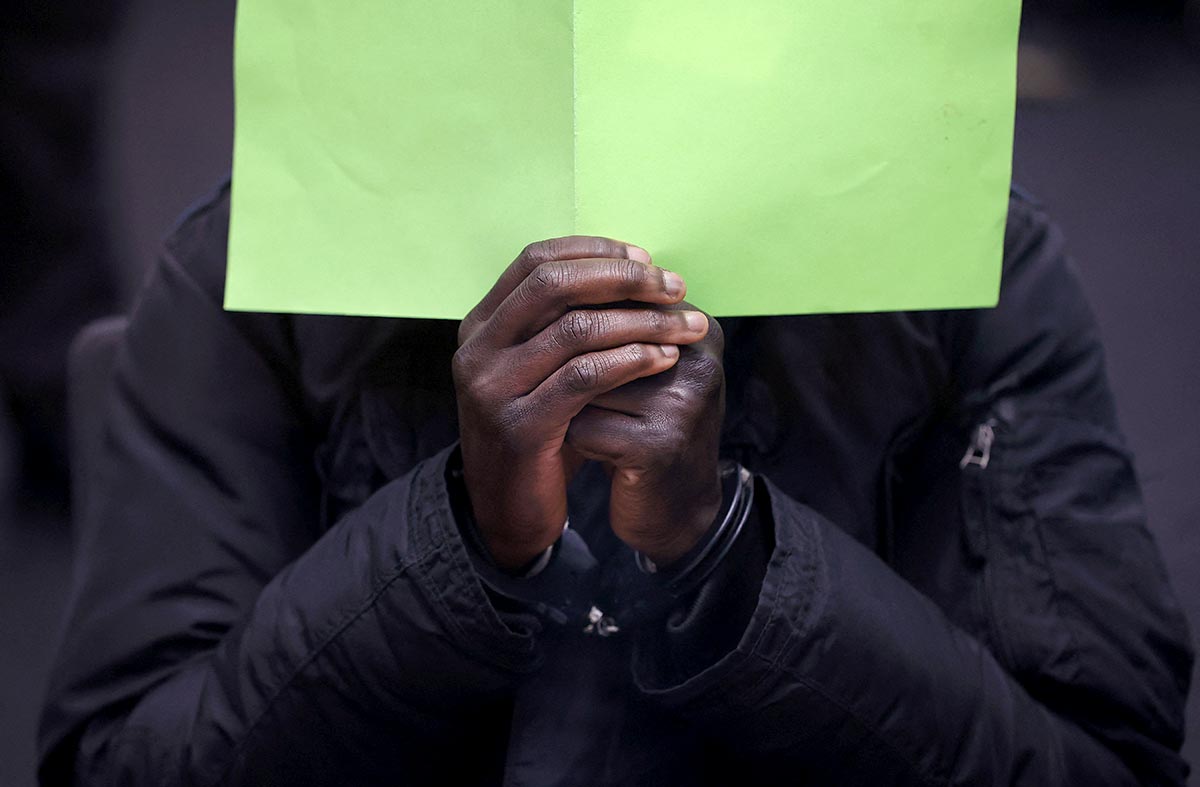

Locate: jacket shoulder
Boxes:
[155,177,233,306]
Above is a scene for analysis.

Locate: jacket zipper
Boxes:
[957,416,1017,667]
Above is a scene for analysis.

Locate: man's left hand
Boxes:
[566,301,726,567]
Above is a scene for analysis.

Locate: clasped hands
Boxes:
[453,236,725,573]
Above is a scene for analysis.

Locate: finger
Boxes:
[508,308,708,392]
[484,258,687,347]
[589,341,723,414]
[656,304,725,354]
[585,376,667,416]
[565,405,645,465]
[459,236,649,345]
[523,342,679,425]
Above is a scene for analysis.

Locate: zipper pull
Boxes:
[959,422,995,470]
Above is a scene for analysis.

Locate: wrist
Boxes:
[637,462,754,583]
[634,466,723,567]
[460,454,568,572]
[480,526,562,574]
[471,502,563,572]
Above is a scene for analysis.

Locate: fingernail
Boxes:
[626,245,652,264]
[660,344,680,358]
[684,311,707,333]
[662,271,685,299]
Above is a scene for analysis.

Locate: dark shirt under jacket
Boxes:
[39,182,1193,785]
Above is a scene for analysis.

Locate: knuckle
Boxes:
[558,309,598,345]
[546,236,590,262]
[618,258,647,288]
[688,351,723,383]
[663,380,697,408]
[460,375,492,409]
[524,236,592,265]
[530,261,570,296]
[519,240,551,265]
[456,316,476,347]
[646,308,671,334]
[625,342,652,367]
[453,347,513,409]
[450,345,474,383]
[519,236,620,270]
[542,237,568,262]
[567,235,620,260]
[566,356,602,392]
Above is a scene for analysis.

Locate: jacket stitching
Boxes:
[404,458,536,672]
[750,545,793,658]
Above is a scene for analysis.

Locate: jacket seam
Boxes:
[750,544,793,657]
[988,418,1086,684]
[755,505,827,667]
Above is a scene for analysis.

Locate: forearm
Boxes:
[637,479,1143,786]
[71,449,537,786]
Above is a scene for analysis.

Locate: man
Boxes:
[39,181,1192,784]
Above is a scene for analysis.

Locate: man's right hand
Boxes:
[452,237,708,572]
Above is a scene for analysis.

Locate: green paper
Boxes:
[226,0,1020,319]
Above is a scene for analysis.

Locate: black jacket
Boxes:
[39,182,1193,785]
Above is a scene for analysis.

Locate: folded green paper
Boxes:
[226,0,1021,319]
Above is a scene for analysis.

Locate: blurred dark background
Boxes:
[0,1,1197,784]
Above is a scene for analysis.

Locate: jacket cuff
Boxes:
[644,479,774,684]
[403,443,544,673]
[443,446,603,628]
[632,476,827,702]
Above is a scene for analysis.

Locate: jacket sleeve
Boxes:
[38,196,537,786]
[634,196,1194,785]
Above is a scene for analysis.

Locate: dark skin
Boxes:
[453,236,725,572]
